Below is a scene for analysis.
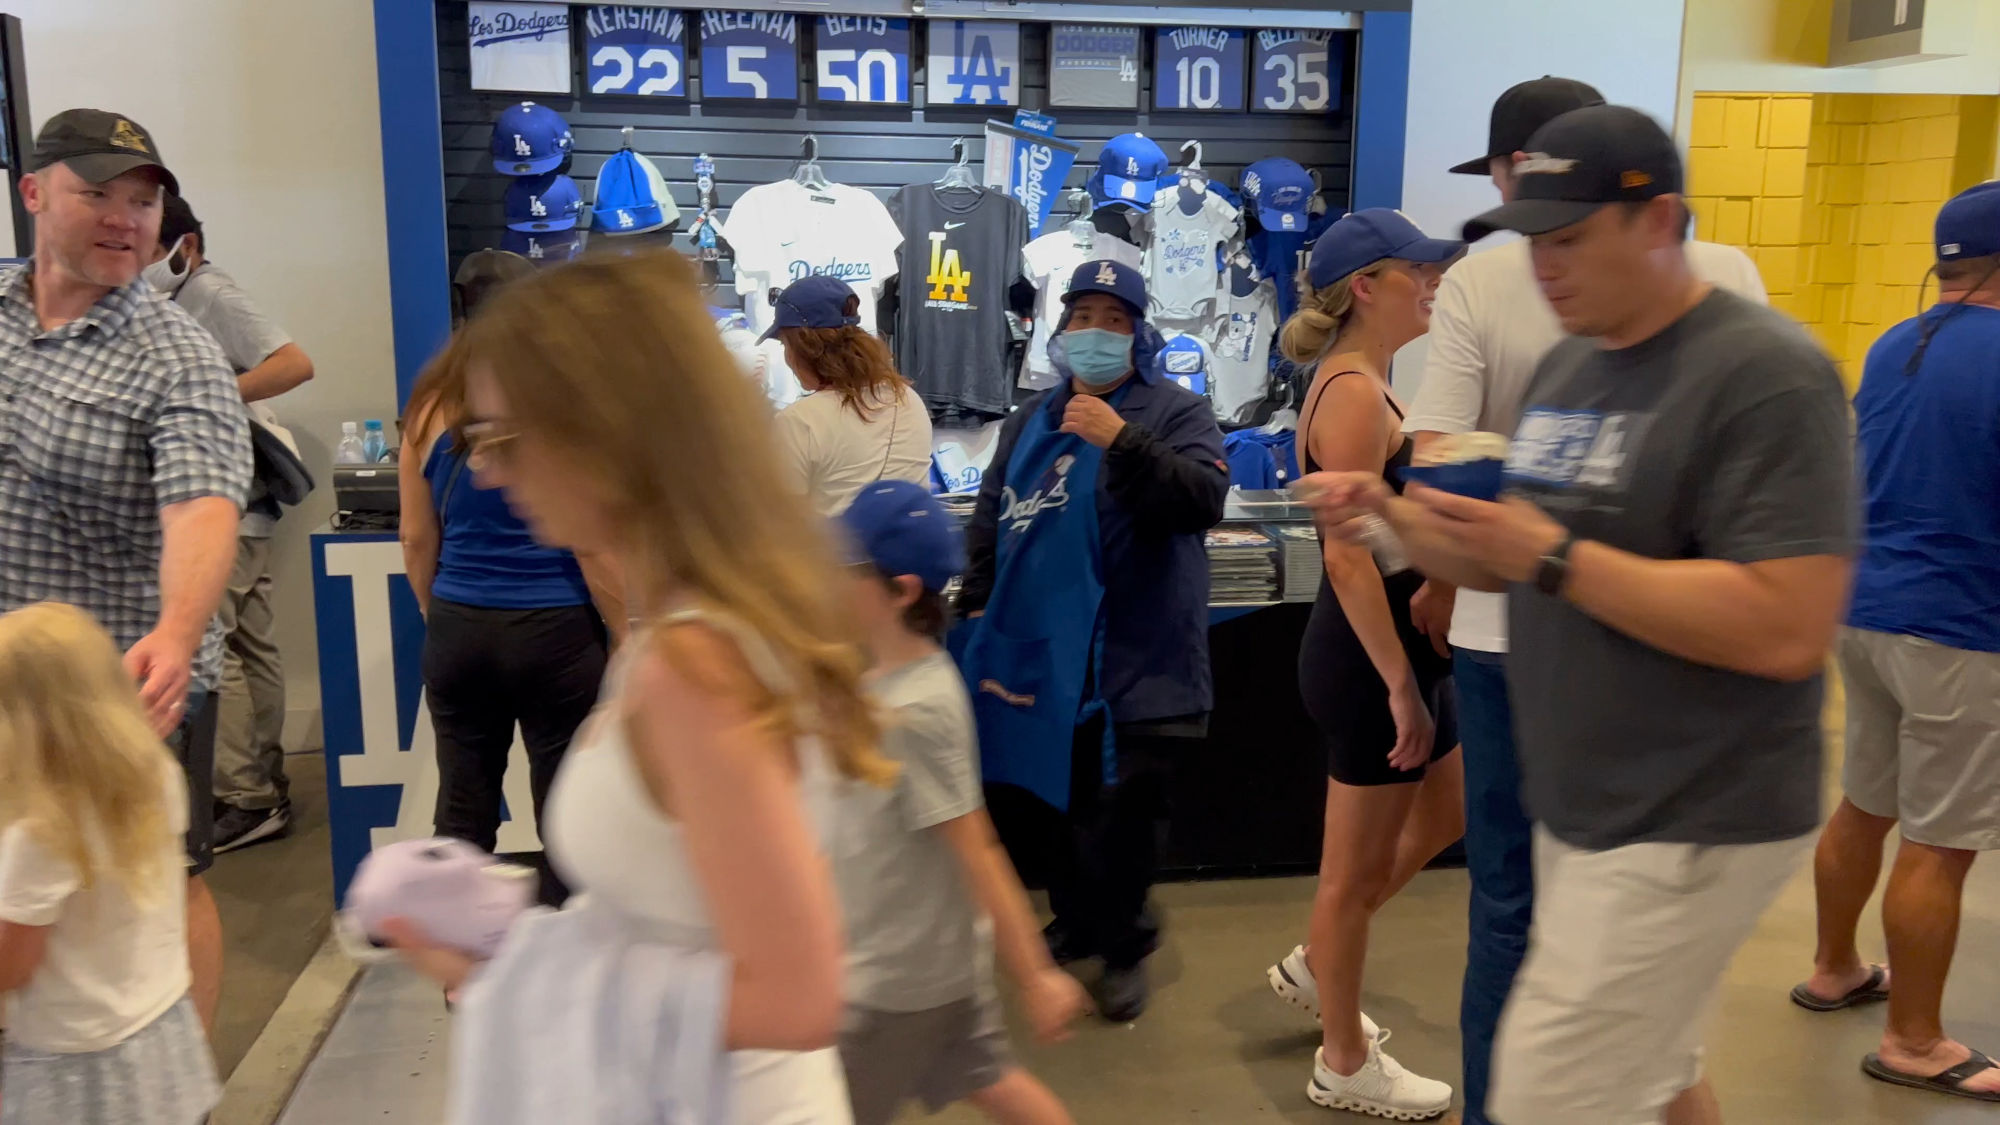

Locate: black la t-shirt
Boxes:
[887,186,1027,416]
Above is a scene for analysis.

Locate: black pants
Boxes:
[988,716,1196,970]
[423,598,608,906]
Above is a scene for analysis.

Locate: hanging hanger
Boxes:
[792,134,830,191]
[936,137,980,192]
[1066,188,1095,250]
[1306,168,1328,216]
[619,124,635,151]
[1178,139,1208,192]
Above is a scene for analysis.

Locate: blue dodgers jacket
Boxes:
[961,376,1229,725]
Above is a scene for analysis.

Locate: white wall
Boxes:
[9,1,400,744]
[1393,0,1691,393]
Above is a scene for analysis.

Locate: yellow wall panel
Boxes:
[1715,198,1754,245]
[1818,242,1857,284]
[1691,96,1728,147]
[1847,281,1882,326]
[1856,205,1893,245]
[1757,246,1800,294]
[1766,96,1815,150]
[1838,125,1865,165]
[1756,196,1805,245]
[1826,165,1864,205]
[1765,147,1810,196]
[1920,114,1961,161]
[1723,97,1763,150]
[1892,202,1933,246]
[1690,147,1769,197]
[1864,163,1894,204]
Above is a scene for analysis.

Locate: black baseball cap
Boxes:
[1462,105,1683,241]
[1449,77,1606,176]
[29,109,179,195]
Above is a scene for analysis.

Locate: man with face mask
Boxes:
[1,108,252,1034]
[959,259,1227,1023]
[148,193,314,855]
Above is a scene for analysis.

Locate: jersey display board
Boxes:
[582,6,687,97]
[698,9,800,100]
[1252,29,1336,114]
[1154,27,1247,112]
[1146,182,1241,320]
[1048,24,1142,109]
[468,2,572,93]
[814,17,911,104]
[927,20,1021,106]
[888,185,1029,416]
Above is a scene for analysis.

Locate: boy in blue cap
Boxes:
[834,480,1086,1125]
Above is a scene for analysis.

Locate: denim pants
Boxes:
[1454,648,1532,1125]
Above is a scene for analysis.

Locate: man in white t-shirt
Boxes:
[718,180,904,396]
[1399,77,1766,1125]
[1020,226,1143,390]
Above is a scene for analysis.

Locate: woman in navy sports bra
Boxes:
[1263,211,1468,1121]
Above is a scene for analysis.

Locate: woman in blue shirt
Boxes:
[398,256,625,905]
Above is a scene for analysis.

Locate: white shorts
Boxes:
[1487,826,1809,1125]
[1839,627,2000,851]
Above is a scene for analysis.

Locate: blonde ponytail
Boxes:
[1278,262,1391,364]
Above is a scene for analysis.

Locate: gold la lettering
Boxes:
[927,230,973,303]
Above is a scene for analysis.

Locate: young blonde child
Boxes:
[0,604,219,1125]
[832,481,1088,1125]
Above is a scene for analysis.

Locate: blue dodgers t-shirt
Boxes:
[1848,304,2000,653]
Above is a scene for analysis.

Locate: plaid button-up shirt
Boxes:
[0,267,252,689]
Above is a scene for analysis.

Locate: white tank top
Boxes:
[540,605,851,1124]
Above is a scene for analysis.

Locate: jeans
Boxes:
[1454,648,1532,1125]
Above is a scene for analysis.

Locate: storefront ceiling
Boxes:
[575,1,1390,29]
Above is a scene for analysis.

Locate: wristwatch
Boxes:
[1535,534,1577,596]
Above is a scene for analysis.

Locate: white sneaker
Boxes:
[1267,945,1380,1038]
[1308,1033,1453,1121]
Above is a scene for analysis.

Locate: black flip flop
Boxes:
[1790,964,1890,1012]
[1863,1049,2000,1103]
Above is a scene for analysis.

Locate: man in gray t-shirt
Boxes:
[149,193,315,853]
[1304,107,1852,1125]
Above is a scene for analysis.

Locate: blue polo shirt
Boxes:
[1847,304,2000,653]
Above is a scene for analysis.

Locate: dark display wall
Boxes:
[437,2,1358,276]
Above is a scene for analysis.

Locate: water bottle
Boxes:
[334,421,367,465]
[361,420,388,464]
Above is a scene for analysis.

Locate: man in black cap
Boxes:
[1301,104,1852,1125]
[4,109,251,1033]
[1395,79,1766,1125]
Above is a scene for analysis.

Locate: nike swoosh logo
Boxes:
[944,222,966,230]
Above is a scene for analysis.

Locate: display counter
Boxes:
[312,502,1332,899]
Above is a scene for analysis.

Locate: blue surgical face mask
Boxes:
[1059,327,1134,386]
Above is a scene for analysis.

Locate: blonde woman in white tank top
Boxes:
[383,253,898,1124]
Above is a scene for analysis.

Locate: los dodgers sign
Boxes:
[1049,24,1142,109]
[1252,29,1339,114]
[927,20,1021,107]
[468,1,572,94]
[699,9,800,100]
[1154,26,1247,112]
[815,16,911,104]
[583,5,687,97]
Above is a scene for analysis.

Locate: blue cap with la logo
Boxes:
[591,149,681,236]
[1093,133,1169,210]
[505,172,584,233]
[490,102,573,176]
[1062,258,1148,316]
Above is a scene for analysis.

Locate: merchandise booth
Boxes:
[315,0,1417,899]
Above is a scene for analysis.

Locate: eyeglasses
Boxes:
[463,423,519,472]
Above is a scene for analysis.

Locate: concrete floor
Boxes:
[206,751,335,1080]
[274,850,2000,1124]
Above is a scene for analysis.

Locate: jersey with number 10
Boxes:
[888,185,1028,416]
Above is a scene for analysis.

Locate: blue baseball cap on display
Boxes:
[491,101,573,176]
[1241,158,1316,234]
[1063,258,1148,317]
[1936,181,2000,263]
[504,172,584,233]
[1094,133,1169,210]
[761,275,861,341]
[592,149,681,236]
[1308,209,1465,289]
[499,227,585,264]
[1156,333,1211,395]
[840,480,965,594]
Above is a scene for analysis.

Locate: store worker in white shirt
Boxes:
[771,275,933,517]
[147,192,316,857]
[1397,76,1766,1125]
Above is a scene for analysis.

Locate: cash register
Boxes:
[332,463,400,530]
